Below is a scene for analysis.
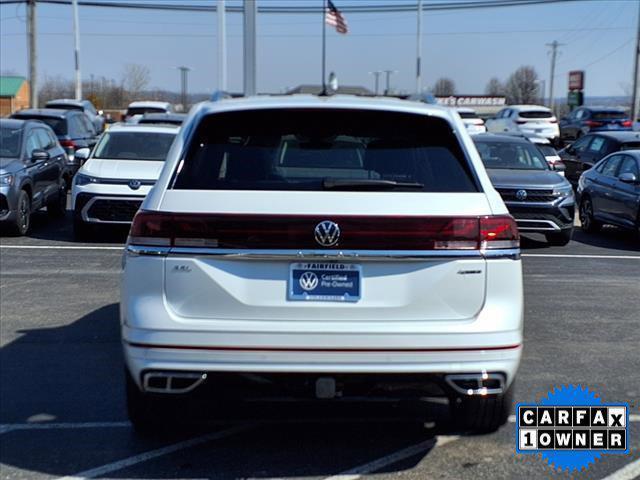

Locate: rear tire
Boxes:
[579,197,601,233]
[450,381,514,433]
[546,228,573,246]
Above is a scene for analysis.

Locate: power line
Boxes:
[2,0,586,14]
[2,27,631,39]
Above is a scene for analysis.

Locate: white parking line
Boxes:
[0,245,122,250]
[508,414,640,423]
[0,421,131,435]
[322,435,459,480]
[522,253,640,260]
[56,423,254,480]
[600,458,640,480]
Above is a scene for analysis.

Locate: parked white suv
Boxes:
[456,108,487,135]
[71,123,178,238]
[122,95,523,433]
[486,105,560,145]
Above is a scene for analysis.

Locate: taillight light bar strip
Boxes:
[127,211,520,254]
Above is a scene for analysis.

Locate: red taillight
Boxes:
[585,120,603,127]
[621,120,632,127]
[129,213,520,251]
[480,216,520,250]
[59,139,77,148]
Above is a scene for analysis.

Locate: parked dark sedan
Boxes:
[473,134,575,245]
[0,118,69,235]
[11,108,99,178]
[559,107,631,142]
[578,150,640,237]
[559,131,640,189]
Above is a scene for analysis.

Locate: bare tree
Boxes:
[485,77,505,96]
[121,63,151,101]
[505,66,539,104]
[39,75,74,104]
[432,77,456,96]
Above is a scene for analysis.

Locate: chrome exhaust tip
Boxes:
[143,371,207,394]
[445,373,505,396]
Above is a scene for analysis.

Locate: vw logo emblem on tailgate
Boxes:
[299,272,319,291]
[515,189,528,201]
[314,220,340,247]
[129,179,142,190]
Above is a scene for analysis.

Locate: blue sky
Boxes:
[0,0,637,97]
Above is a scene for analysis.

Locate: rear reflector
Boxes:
[621,120,632,127]
[129,213,519,251]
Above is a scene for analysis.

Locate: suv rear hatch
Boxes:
[130,108,516,323]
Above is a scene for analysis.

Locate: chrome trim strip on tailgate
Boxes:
[126,246,520,260]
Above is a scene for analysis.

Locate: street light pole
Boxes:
[72,0,82,99]
[630,2,640,124]
[243,0,257,96]
[546,40,564,112]
[416,0,422,93]
[27,0,38,108]
[178,66,190,112]
[369,71,382,95]
[384,70,397,95]
[217,0,227,91]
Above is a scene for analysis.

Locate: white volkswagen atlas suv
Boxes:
[71,123,178,238]
[122,95,524,433]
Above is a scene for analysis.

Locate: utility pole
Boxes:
[217,0,227,91]
[369,71,382,95]
[243,0,257,96]
[384,70,397,96]
[546,40,564,112]
[631,2,640,124]
[72,0,82,99]
[416,0,422,93]
[178,66,190,112]
[27,0,37,108]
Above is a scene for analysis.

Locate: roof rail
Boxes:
[210,90,244,102]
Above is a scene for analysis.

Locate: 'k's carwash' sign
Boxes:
[436,96,507,107]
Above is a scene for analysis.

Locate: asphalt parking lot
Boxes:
[1,209,639,480]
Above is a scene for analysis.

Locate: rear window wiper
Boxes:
[322,178,425,190]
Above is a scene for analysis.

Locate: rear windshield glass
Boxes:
[172,109,479,192]
[0,125,22,157]
[126,107,167,116]
[457,111,478,119]
[93,131,176,160]
[138,118,182,126]
[13,116,66,135]
[518,111,553,119]
[592,111,627,120]
[537,145,558,157]
[47,104,83,111]
[474,140,549,170]
[621,142,640,150]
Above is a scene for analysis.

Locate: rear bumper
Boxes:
[124,335,522,387]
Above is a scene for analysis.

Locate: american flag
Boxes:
[325,0,348,35]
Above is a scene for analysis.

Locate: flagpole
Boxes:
[321,0,327,95]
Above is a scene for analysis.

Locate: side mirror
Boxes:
[31,149,49,163]
[74,147,91,164]
[619,172,638,184]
